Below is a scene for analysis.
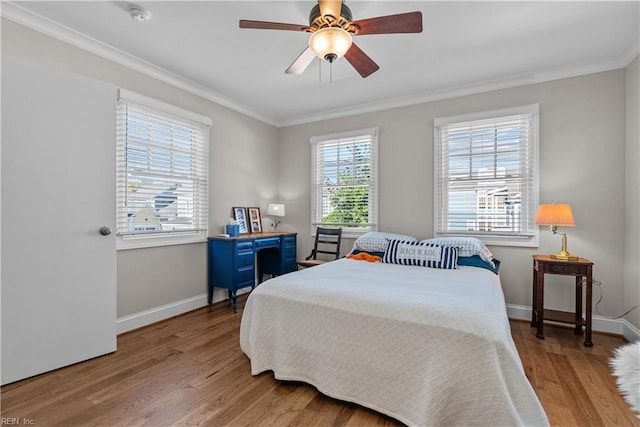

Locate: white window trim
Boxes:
[116,89,211,250]
[310,127,379,239]
[118,231,208,250]
[434,104,540,247]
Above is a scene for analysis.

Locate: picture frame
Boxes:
[247,207,262,233]
[232,207,249,234]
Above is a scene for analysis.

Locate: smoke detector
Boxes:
[129,6,151,23]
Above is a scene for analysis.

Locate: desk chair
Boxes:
[297,227,342,268]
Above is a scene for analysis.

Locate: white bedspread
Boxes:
[240,259,548,427]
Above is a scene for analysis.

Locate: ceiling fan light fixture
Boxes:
[308,27,352,62]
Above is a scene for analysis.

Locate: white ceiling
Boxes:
[4,1,639,127]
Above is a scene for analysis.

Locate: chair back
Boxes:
[311,227,342,260]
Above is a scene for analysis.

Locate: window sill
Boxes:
[311,226,376,240]
[434,232,539,248]
[341,231,371,240]
[117,232,207,250]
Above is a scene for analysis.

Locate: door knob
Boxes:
[99,226,112,236]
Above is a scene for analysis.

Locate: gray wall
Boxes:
[280,69,630,322]
[3,17,638,330]
[625,56,640,329]
[2,19,280,318]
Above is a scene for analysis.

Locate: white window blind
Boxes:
[116,89,210,249]
[434,105,539,247]
[310,128,378,237]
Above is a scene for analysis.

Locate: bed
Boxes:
[240,253,548,426]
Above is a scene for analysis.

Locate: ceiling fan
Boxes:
[239,0,422,78]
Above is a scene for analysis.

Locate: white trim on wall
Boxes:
[1,1,276,127]
[117,296,640,343]
[117,294,207,334]
[2,1,637,129]
[116,287,253,334]
[506,303,640,343]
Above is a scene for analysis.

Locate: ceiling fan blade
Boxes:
[344,42,379,78]
[239,20,309,32]
[350,11,423,35]
[285,47,317,75]
[318,0,342,19]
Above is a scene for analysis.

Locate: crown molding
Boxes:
[2,1,636,129]
[621,37,640,68]
[279,55,635,127]
[1,1,278,127]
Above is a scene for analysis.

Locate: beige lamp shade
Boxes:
[535,204,575,227]
[536,203,578,260]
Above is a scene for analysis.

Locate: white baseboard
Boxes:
[116,297,640,341]
[622,321,640,342]
[507,303,640,342]
[116,288,231,334]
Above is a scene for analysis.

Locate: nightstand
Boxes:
[531,255,594,347]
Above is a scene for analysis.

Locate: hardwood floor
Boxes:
[2,301,638,426]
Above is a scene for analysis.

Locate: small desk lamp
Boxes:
[535,203,578,261]
[267,203,285,230]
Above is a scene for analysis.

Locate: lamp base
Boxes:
[549,233,579,260]
[550,250,579,261]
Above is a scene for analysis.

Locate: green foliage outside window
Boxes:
[321,144,370,228]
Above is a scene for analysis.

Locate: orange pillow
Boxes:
[346,252,381,262]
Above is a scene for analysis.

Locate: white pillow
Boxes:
[352,232,417,253]
[421,237,494,268]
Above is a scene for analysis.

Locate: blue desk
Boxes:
[208,232,297,311]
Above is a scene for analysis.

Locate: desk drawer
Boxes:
[236,266,255,283]
[284,245,296,259]
[237,251,254,267]
[255,237,280,249]
[284,235,296,245]
[237,241,254,251]
[547,263,584,275]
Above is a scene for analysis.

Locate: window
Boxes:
[434,104,539,247]
[116,89,210,249]
[310,128,378,238]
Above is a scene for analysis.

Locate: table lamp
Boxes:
[267,203,285,230]
[535,203,578,260]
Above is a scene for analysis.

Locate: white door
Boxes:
[1,54,117,385]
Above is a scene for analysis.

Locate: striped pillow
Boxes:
[383,240,458,269]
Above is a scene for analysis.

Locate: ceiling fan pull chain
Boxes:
[318,58,322,82]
